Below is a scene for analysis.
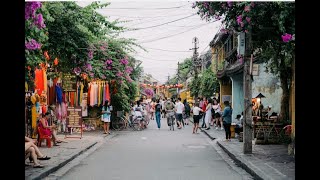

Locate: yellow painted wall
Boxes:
[290,58,295,139]
[220,81,232,109]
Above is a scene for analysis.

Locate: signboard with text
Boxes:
[62,73,77,91]
[65,106,83,138]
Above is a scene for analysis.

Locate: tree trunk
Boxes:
[279,58,290,122]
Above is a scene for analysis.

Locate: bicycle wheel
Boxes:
[112,117,124,131]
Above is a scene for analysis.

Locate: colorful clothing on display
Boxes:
[55,84,63,104]
[35,68,44,95]
[87,81,111,106]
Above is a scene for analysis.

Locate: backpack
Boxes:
[165,101,174,110]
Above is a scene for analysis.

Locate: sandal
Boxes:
[53,143,60,146]
[38,156,51,160]
[33,164,44,168]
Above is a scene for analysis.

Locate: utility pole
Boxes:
[190,37,199,99]
[242,31,253,154]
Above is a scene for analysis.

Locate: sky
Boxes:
[76,0,222,84]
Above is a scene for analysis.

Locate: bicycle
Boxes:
[111,111,128,131]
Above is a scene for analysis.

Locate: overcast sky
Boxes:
[77,1,222,84]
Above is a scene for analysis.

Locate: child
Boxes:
[192,103,203,134]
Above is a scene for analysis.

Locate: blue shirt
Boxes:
[222,106,232,124]
[102,106,111,118]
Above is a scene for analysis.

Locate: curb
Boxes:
[28,141,98,180]
[200,128,216,140]
[28,134,113,180]
[216,141,263,180]
[202,131,263,180]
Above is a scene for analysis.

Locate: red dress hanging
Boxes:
[106,82,110,102]
[35,68,44,95]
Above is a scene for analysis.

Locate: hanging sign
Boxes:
[62,73,77,91]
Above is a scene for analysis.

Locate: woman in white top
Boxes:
[192,103,203,134]
[204,98,213,130]
[212,98,223,130]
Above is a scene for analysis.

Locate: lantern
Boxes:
[54,58,59,65]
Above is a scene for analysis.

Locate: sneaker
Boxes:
[216,127,218,130]
[221,127,224,130]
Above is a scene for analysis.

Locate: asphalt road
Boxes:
[60,117,253,180]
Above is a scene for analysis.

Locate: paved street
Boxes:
[59,117,253,180]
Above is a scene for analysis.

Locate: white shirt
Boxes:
[175,101,184,114]
[212,104,221,113]
[192,107,202,115]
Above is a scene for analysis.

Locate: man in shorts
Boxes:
[175,98,184,129]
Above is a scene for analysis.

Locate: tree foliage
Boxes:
[193,1,295,121]
[25,1,143,113]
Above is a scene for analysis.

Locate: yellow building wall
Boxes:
[220,82,232,109]
[289,58,295,139]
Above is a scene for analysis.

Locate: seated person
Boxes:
[38,112,62,146]
[234,114,243,136]
[25,138,51,168]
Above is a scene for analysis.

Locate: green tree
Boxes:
[194,2,295,121]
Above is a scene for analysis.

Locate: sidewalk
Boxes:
[199,123,295,180]
[25,130,114,180]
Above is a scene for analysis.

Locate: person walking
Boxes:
[222,101,233,141]
[204,98,213,130]
[191,103,203,134]
[155,99,162,129]
[101,100,112,134]
[183,99,191,125]
[212,98,223,130]
[174,97,184,129]
[201,97,208,128]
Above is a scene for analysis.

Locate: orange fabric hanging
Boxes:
[106,82,110,102]
[35,68,44,95]
[70,92,74,107]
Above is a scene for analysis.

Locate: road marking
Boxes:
[187,145,206,149]
[141,137,147,140]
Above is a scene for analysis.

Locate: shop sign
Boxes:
[222,95,232,103]
[62,73,77,91]
[65,106,83,138]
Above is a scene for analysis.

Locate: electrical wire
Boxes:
[143,47,190,52]
[135,55,180,61]
[138,20,220,44]
[132,14,197,30]
[100,3,190,10]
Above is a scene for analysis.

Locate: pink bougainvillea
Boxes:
[281,33,293,42]
[144,88,154,97]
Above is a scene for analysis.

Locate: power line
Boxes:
[143,47,190,52]
[102,13,194,19]
[132,14,197,30]
[100,3,190,10]
[139,20,219,44]
[135,55,180,61]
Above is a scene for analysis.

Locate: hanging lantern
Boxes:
[54,58,59,65]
